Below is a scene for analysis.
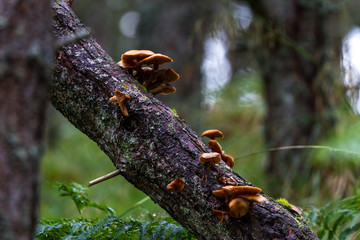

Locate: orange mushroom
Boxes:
[120,50,155,68]
[199,152,221,165]
[200,129,224,140]
[149,82,176,95]
[208,140,222,154]
[228,198,250,218]
[136,53,173,70]
[212,185,267,221]
[167,178,184,192]
[109,90,131,117]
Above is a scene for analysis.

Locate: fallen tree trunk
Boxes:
[50,1,318,239]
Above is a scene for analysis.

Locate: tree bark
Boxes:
[246,0,345,197]
[50,1,318,239]
[0,1,52,239]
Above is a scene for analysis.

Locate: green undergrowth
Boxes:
[36,217,194,240]
[302,190,360,240]
[36,182,194,240]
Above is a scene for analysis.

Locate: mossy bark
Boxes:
[51,1,318,239]
[0,1,52,239]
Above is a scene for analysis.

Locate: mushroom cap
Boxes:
[149,82,176,95]
[228,198,250,218]
[136,53,173,67]
[117,60,124,68]
[201,129,224,140]
[212,190,226,199]
[221,153,234,168]
[199,152,221,164]
[238,194,267,203]
[213,185,263,201]
[212,209,228,224]
[163,68,180,82]
[166,178,184,192]
[223,185,262,198]
[121,50,155,68]
[208,140,222,154]
[159,83,176,95]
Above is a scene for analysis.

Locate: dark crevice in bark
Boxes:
[50,1,318,239]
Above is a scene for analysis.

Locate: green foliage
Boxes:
[35,217,195,240]
[302,191,360,240]
[37,182,194,240]
[53,182,116,216]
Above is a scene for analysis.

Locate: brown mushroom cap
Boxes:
[149,82,176,95]
[212,209,228,224]
[166,178,184,192]
[164,68,180,82]
[221,153,234,168]
[121,50,155,68]
[238,194,267,203]
[228,198,250,218]
[223,185,262,198]
[208,140,222,154]
[136,53,173,67]
[212,185,263,200]
[199,152,221,164]
[201,129,224,140]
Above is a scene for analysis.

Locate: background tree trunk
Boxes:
[50,1,318,239]
[0,1,52,239]
[246,0,346,197]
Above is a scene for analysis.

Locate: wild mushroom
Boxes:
[136,53,173,70]
[212,209,228,224]
[228,198,250,218]
[149,82,176,95]
[199,152,221,184]
[212,185,267,221]
[109,89,131,117]
[200,129,224,140]
[208,140,222,154]
[120,50,155,69]
[221,152,235,168]
[167,178,184,192]
[199,152,221,165]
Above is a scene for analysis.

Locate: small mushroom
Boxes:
[158,68,180,82]
[201,129,224,140]
[121,50,155,68]
[228,198,250,218]
[109,89,131,117]
[136,53,173,70]
[167,178,184,192]
[221,152,235,168]
[199,152,221,165]
[212,185,267,221]
[212,209,228,224]
[208,140,222,154]
[149,82,176,95]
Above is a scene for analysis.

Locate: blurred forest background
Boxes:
[41,0,360,222]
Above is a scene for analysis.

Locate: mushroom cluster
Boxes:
[118,50,179,95]
[212,185,267,223]
[200,129,235,168]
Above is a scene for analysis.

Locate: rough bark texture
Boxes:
[0,1,52,239]
[246,0,345,197]
[50,1,318,239]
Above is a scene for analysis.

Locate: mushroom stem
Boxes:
[88,169,121,187]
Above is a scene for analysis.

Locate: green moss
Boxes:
[276,198,293,208]
[171,108,179,117]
